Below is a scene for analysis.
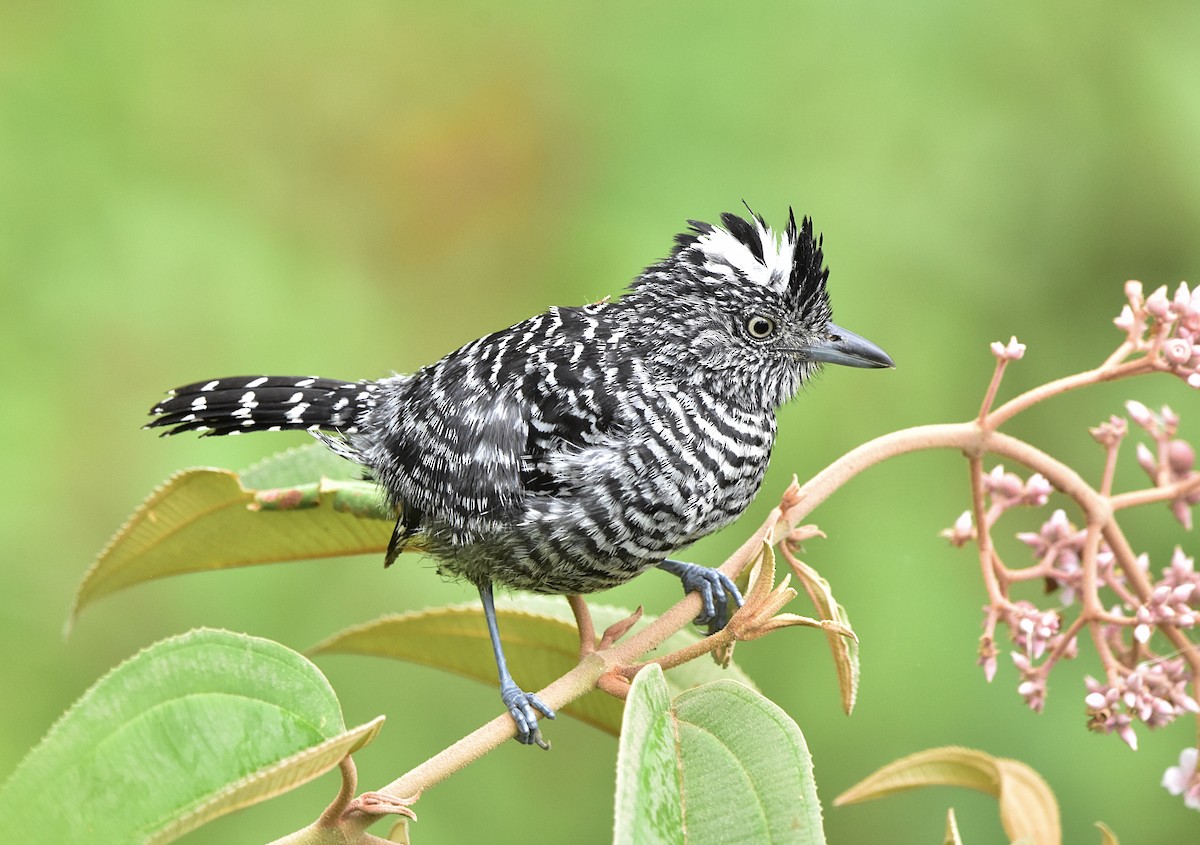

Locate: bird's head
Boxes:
[621,207,893,409]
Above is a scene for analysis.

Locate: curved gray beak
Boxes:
[807,322,894,369]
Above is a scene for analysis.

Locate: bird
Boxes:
[146,206,894,748]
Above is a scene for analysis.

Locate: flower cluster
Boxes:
[1126,401,1200,529]
[1127,547,1200,641]
[1016,509,1095,606]
[939,465,1052,549]
[1085,658,1199,750]
[1007,600,1061,661]
[1114,280,1200,388]
[940,282,1200,812]
[1159,546,1200,594]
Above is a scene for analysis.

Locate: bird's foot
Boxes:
[658,559,745,635]
[499,680,556,749]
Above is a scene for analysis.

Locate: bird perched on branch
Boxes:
[147,206,893,748]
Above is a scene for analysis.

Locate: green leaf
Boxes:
[0,628,383,844]
[239,443,367,488]
[613,666,825,845]
[614,664,684,842]
[833,746,1061,845]
[310,595,758,736]
[74,446,394,625]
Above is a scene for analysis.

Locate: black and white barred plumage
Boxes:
[148,207,892,746]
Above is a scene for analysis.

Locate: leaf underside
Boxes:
[73,444,393,624]
[0,629,382,844]
[614,665,825,845]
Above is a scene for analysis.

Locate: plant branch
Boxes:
[1109,475,1200,511]
[327,342,1198,835]
[985,355,1154,430]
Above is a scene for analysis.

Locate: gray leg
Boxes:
[657,559,745,635]
[479,583,556,748]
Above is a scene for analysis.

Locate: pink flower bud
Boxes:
[1047,508,1071,535]
[989,336,1026,361]
[1023,473,1052,506]
[1126,400,1154,428]
[1086,692,1107,709]
[996,473,1023,501]
[1173,281,1193,312]
[1147,286,1172,320]
[1165,338,1193,365]
[1136,442,1158,479]
[940,510,975,547]
[1089,416,1128,447]
[1125,280,1144,303]
[1167,440,1195,475]
[981,653,997,683]
[1113,305,1137,332]
[1170,499,1194,530]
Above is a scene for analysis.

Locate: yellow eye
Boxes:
[746,314,776,339]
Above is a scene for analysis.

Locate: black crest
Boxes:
[672,206,830,315]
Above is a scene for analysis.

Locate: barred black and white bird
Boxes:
[147,207,893,748]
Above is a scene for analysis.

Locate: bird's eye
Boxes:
[745,314,776,339]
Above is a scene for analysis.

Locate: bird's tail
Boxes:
[146,375,377,437]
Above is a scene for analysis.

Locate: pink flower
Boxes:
[984,464,1025,503]
[1115,282,1148,340]
[990,336,1026,361]
[1126,403,1198,528]
[1008,601,1060,660]
[1011,652,1046,712]
[940,510,974,547]
[1125,400,1154,430]
[1085,676,1139,750]
[1089,415,1128,447]
[978,634,998,683]
[1022,473,1052,506]
[1146,285,1172,320]
[1162,747,1200,811]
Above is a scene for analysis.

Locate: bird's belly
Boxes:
[459,437,771,594]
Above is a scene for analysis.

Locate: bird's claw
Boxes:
[659,559,745,635]
[500,681,556,749]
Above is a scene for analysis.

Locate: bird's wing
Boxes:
[518,313,631,495]
[369,358,533,544]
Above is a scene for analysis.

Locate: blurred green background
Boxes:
[3,1,1199,842]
